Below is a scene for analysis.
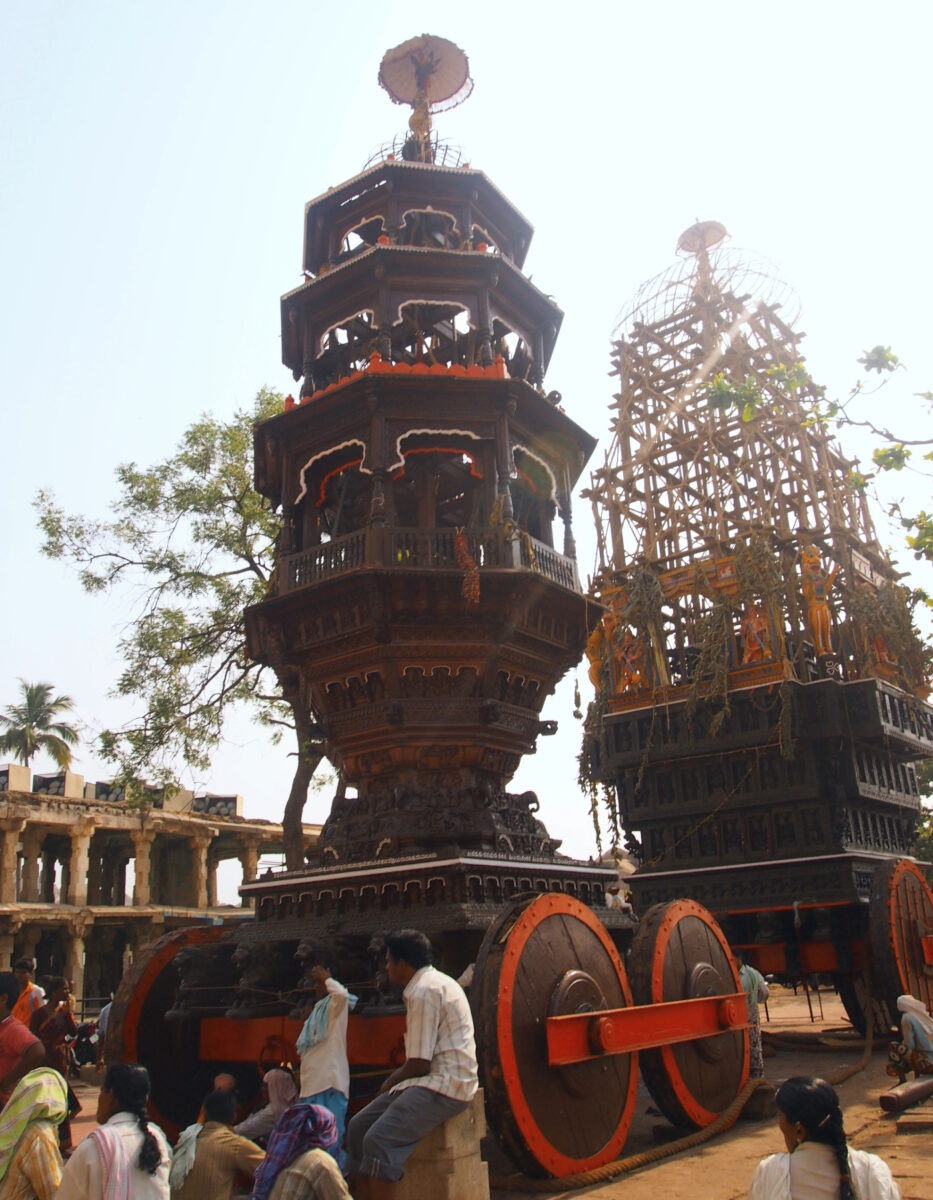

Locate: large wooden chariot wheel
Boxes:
[472,893,639,1178]
[108,925,247,1139]
[870,858,933,1021]
[629,899,749,1129]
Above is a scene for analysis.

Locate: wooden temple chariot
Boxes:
[582,221,933,1026]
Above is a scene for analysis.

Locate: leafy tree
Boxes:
[0,680,79,769]
[34,390,326,868]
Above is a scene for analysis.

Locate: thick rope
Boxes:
[488,1077,771,1193]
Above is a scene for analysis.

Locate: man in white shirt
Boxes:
[345,929,477,1200]
[296,965,355,1143]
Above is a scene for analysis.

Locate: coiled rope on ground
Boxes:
[490,1000,876,1193]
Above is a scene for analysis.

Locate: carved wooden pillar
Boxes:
[0,820,25,905]
[368,397,387,529]
[131,830,156,907]
[560,485,577,562]
[495,398,517,530]
[66,821,95,907]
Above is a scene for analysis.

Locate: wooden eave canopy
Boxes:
[252,374,596,502]
[302,160,535,271]
[279,245,564,374]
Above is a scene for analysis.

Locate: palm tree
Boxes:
[0,680,80,770]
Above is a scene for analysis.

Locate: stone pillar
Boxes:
[0,917,24,970]
[19,830,42,902]
[189,835,211,910]
[131,831,156,907]
[66,821,95,907]
[0,821,26,904]
[206,851,218,908]
[66,917,90,1003]
[19,929,39,965]
[114,858,129,906]
[86,844,104,904]
[238,838,261,909]
[40,848,58,903]
[59,853,71,906]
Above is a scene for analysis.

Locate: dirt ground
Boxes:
[488,986,932,1200]
[70,987,931,1200]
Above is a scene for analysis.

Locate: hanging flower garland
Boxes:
[455,527,480,605]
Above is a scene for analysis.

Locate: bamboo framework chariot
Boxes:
[585,220,920,700]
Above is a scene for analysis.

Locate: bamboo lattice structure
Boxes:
[583,225,927,702]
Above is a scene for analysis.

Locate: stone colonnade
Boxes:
[0,799,293,1002]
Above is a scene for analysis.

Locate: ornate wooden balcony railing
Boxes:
[277,527,580,594]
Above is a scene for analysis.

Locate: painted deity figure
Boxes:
[800,544,838,658]
[741,604,772,664]
[613,629,645,692]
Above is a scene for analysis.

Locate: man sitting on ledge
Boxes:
[346,929,477,1200]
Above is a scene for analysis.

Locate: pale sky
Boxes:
[2,1,931,894]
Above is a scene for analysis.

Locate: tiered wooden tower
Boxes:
[582,222,933,1020]
[243,36,612,938]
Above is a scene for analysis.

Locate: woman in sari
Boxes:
[0,1069,67,1200]
[28,978,79,1154]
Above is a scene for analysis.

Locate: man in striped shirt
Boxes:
[346,929,477,1200]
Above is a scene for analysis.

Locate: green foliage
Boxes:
[708,345,933,571]
[858,345,900,374]
[706,362,816,423]
[872,443,909,472]
[707,373,763,422]
[902,511,933,564]
[0,680,79,770]
[33,390,321,856]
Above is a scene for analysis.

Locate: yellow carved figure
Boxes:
[800,544,838,658]
[584,624,605,689]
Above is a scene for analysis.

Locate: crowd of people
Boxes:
[0,941,924,1200]
[0,931,478,1200]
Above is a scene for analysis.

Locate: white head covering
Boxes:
[897,994,933,1041]
[264,1068,298,1115]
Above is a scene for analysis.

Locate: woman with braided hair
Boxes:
[57,1063,171,1200]
[749,1077,900,1199]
